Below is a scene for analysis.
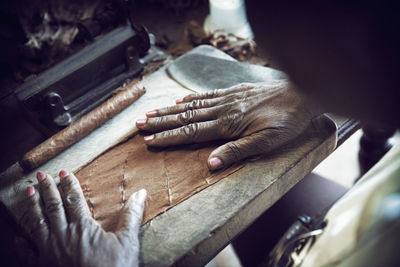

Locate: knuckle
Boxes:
[45,198,63,215]
[161,130,172,139]
[206,89,218,98]
[240,90,252,100]
[185,99,205,110]
[165,105,176,114]
[154,115,167,126]
[65,191,82,206]
[181,123,199,138]
[178,110,195,125]
[184,102,192,110]
[197,99,207,108]
[60,176,78,192]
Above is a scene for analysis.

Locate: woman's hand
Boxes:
[136,81,321,170]
[19,171,146,267]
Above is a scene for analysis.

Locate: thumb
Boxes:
[207,130,281,171]
[116,189,147,246]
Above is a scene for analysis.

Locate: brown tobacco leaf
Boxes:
[75,134,243,231]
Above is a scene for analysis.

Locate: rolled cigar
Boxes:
[20,82,146,172]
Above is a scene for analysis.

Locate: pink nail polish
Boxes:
[209,157,223,170]
[36,171,47,182]
[59,170,68,179]
[27,186,35,197]
[146,110,158,118]
[135,189,147,205]
[175,99,183,104]
[136,118,147,126]
[144,135,154,141]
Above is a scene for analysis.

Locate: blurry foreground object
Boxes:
[204,0,253,39]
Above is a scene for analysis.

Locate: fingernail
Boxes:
[175,99,183,104]
[59,170,68,179]
[146,110,158,117]
[27,186,35,197]
[209,157,223,170]
[135,189,147,205]
[36,171,46,182]
[136,118,147,126]
[144,135,154,141]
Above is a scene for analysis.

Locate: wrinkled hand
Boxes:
[19,171,146,267]
[136,81,321,170]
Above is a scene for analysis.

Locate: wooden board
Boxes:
[0,45,337,266]
[140,115,336,266]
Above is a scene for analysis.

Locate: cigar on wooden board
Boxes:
[19,82,146,172]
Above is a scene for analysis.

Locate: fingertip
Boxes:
[27,186,35,197]
[146,110,158,118]
[144,134,154,142]
[134,189,147,205]
[136,118,147,127]
[36,171,46,182]
[208,157,223,170]
[175,99,183,104]
[59,170,68,179]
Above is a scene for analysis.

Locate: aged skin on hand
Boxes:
[18,171,146,267]
[137,80,322,170]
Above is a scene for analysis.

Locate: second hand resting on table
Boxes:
[19,171,147,267]
[136,80,322,170]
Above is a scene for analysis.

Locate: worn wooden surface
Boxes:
[0,46,337,266]
[140,116,336,266]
